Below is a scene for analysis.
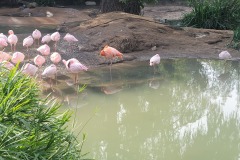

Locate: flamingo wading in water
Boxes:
[62,58,88,83]
[150,54,160,73]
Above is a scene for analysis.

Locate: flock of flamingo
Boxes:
[0,29,144,85]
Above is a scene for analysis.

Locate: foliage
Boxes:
[229,27,240,50]
[119,0,158,4]
[34,0,55,6]
[182,0,240,30]
[0,65,88,160]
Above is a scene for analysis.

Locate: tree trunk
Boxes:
[100,0,143,15]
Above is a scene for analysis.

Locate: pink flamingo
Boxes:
[219,50,231,59]
[0,38,8,51]
[1,60,14,70]
[34,54,46,68]
[0,33,8,41]
[32,29,42,46]
[37,44,51,56]
[42,64,57,87]
[7,30,18,52]
[22,63,38,76]
[50,52,61,64]
[51,31,60,51]
[23,36,34,59]
[41,34,51,44]
[11,52,25,64]
[0,51,12,62]
[63,33,78,45]
[62,58,88,83]
[150,54,160,73]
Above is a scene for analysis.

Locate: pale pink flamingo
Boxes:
[23,36,34,59]
[51,31,60,51]
[0,51,12,62]
[42,64,57,87]
[34,54,46,68]
[50,52,61,64]
[219,50,232,59]
[22,63,38,76]
[41,34,51,44]
[0,33,8,41]
[62,58,88,83]
[0,38,8,50]
[1,60,14,70]
[7,30,18,52]
[63,33,78,52]
[32,29,42,46]
[37,44,50,56]
[11,52,25,64]
[150,54,160,73]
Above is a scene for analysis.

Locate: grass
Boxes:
[182,0,240,30]
[0,65,89,160]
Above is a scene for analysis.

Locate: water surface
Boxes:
[48,59,240,160]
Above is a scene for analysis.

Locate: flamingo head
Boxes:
[100,50,105,57]
[8,30,14,35]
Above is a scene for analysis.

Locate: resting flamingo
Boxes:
[11,52,25,64]
[1,60,14,70]
[219,50,232,60]
[34,54,46,68]
[0,33,7,41]
[42,64,57,87]
[7,30,18,52]
[41,34,51,44]
[32,29,42,46]
[50,52,61,64]
[62,58,88,83]
[23,36,34,59]
[0,38,8,51]
[0,51,12,62]
[37,44,51,56]
[22,63,38,76]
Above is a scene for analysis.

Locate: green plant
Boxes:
[34,0,55,6]
[0,65,88,159]
[182,0,240,30]
[229,27,240,50]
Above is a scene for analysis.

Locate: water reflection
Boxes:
[45,59,240,160]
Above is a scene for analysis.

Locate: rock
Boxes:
[85,1,96,6]
[151,46,157,51]
[46,11,53,17]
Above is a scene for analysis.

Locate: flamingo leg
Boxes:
[13,45,16,52]
[110,59,112,82]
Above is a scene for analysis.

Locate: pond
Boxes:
[45,58,240,160]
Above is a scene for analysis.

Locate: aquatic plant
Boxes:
[0,65,88,159]
[182,0,240,30]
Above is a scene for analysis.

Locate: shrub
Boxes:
[0,65,87,159]
[182,0,240,30]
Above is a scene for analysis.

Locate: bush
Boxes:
[0,65,87,159]
[182,0,240,30]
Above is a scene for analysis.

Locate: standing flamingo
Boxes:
[41,34,51,44]
[11,52,25,64]
[0,51,12,62]
[63,33,78,52]
[7,30,18,52]
[22,63,38,76]
[150,54,160,73]
[32,29,42,46]
[23,36,34,59]
[62,58,88,83]
[50,31,60,51]
[37,44,51,56]
[0,38,8,51]
[0,33,8,41]
[50,52,61,64]
[219,50,232,59]
[34,54,46,68]
[42,64,57,87]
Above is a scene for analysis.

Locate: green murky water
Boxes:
[49,59,240,160]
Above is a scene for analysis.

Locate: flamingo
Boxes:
[63,33,78,45]
[1,60,14,70]
[11,52,25,64]
[23,36,34,59]
[150,54,160,73]
[50,52,61,64]
[219,50,231,59]
[100,45,123,65]
[7,30,18,52]
[0,33,8,41]
[62,58,88,83]
[0,38,8,51]
[42,64,57,87]
[0,51,12,62]
[50,31,60,51]
[34,54,46,68]
[22,63,38,76]
[37,44,51,56]
[32,29,42,46]
[41,34,51,44]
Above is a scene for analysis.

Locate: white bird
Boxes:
[219,50,231,60]
[150,54,160,66]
